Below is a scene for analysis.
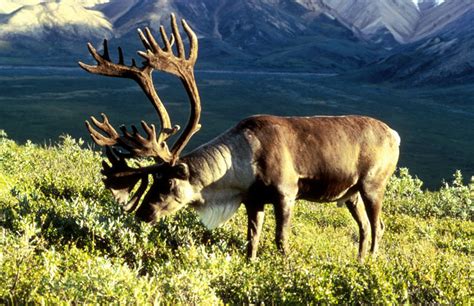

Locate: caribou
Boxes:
[79,14,400,261]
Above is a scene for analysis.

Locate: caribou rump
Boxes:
[79,14,400,261]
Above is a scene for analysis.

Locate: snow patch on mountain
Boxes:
[74,0,111,9]
[411,0,446,11]
[0,0,44,14]
[0,0,110,14]
[0,1,112,39]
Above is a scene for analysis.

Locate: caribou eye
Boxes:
[163,179,174,192]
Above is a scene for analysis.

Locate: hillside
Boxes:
[0,132,472,303]
[365,9,474,85]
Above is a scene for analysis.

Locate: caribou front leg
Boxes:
[245,202,265,260]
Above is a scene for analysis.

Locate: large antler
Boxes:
[79,37,179,162]
[137,14,201,165]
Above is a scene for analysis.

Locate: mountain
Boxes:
[0,0,384,71]
[0,0,111,14]
[0,2,111,39]
[297,0,472,46]
[90,0,391,71]
[0,0,471,85]
[412,0,473,42]
[0,1,112,64]
[300,0,420,45]
[366,8,474,85]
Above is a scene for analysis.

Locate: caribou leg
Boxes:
[245,202,265,260]
[344,193,370,262]
[360,186,385,257]
[274,196,295,255]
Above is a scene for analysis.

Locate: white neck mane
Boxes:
[183,129,259,229]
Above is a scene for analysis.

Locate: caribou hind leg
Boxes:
[343,193,370,262]
[360,185,386,257]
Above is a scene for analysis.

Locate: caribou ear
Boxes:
[173,163,189,180]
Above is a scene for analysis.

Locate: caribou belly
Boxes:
[297,177,357,202]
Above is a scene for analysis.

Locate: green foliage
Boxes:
[0,133,473,304]
[385,168,473,220]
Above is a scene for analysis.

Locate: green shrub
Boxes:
[385,168,473,220]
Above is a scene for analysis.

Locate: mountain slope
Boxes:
[297,0,471,45]
[101,0,385,71]
[0,2,111,39]
[412,0,474,42]
[366,8,474,85]
[0,1,112,64]
[296,0,420,45]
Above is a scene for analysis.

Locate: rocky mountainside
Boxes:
[413,0,473,42]
[299,0,420,45]
[297,0,472,45]
[367,8,474,85]
[0,0,472,84]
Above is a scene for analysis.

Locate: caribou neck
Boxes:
[181,130,257,195]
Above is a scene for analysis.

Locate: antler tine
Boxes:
[170,13,185,59]
[123,176,149,212]
[85,113,119,146]
[102,39,111,61]
[137,28,153,53]
[160,26,172,51]
[181,19,198,64]
[118,46,124,65]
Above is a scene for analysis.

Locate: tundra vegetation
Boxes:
[0,131,472,304]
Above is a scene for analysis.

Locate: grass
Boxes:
[0,131,472,304]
